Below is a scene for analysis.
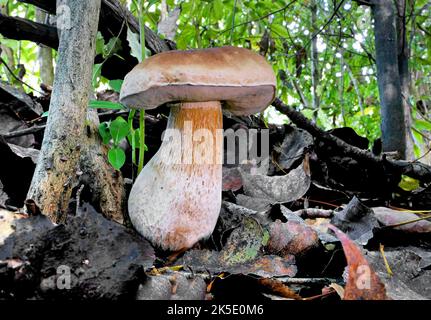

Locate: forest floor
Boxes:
[1,81,431,300]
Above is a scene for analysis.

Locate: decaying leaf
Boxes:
[222,167,243,192]
[328,224,387,300]
[181,216,297,278]
[365,248,431,299]
[280,205,338,244]
[258,278,302,300]
[373,207,431,233]
[0,80,43,116]
[267,220,319,256]
[331,197,379,245]
[7,143,39,164]
[240,158,311,204]
[0,137,37,206]
[274,126,314,170]
[235,194,272,212]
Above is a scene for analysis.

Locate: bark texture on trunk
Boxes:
[79,109,125,224]
[310,0,320,123]
[396,0,414,160]
[27,0,102,222]
[35,8,54,86]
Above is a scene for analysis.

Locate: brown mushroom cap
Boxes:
[119,46,276,115]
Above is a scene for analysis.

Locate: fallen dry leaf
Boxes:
[181,216,297,278]
[258,278,302,300]
[240,158,311,204]
[331,196,379,245]
[328,224,388,300]
[267,220,319,256]
[373,207,431,233]
[222,167,243,192]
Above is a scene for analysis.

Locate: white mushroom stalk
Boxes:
[120,46,276,251]
[128,101,223,250]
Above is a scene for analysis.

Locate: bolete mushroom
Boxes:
[120,46,276,251]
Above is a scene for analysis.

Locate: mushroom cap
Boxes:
[119,46,276,116]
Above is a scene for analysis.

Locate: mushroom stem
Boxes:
[128,101,223,250]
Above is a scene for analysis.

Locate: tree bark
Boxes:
[26,0,102,222]
[0,0,172,80]
[396,0,414,160]
[35,8,54,86]
[0,13,59,49]
[0,4,17,85]
[310,0,320,123]
[371,0,407,159]
[79,109,125,224]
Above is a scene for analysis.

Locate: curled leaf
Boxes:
[328,224,387,300]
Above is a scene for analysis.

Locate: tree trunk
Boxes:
[396,0,414,160]
[310,0,320,123]
[0,3,16,85]
[371,0,407,159]
[35,8,54,86]
[26,0,101,222]
[79,109,125,224]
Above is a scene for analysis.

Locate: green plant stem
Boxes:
[138,109,145,174]
[137,0,146,175]
[128,110,137,165]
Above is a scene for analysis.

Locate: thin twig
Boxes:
[0,57,45,95]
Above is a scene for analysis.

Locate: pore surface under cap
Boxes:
[119,46,276,115]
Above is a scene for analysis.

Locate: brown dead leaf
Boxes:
[258,278,302,300]
[222,167,243,191]
[373,207,431,233]
[240,158,311,204]
[267,220,319,256]
[328,224,388,300]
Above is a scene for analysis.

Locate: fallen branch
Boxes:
[0,13,58,49]
[0,0,172,80]
[272,97,431,183]
[18,0,170,53]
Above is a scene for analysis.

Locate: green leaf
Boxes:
[398,175,420,192]
[108,147,126,170]
[96,32,105,56]
[89,100,125,110]
[212,0,224,20]
[109,79,123,93]
[127,28,142,62]
[92,63,103,88]
[103,37,122,59]
[98,122,111,144]
[414,119,431,131]
[109,116,129,145]
[41,111,49,118]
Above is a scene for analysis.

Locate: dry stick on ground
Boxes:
[26,0,102,222]
[272,97,431,183]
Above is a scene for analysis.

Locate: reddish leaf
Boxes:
[267,220,319,256]
[222,167,243,191]
[328,224,388,300]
